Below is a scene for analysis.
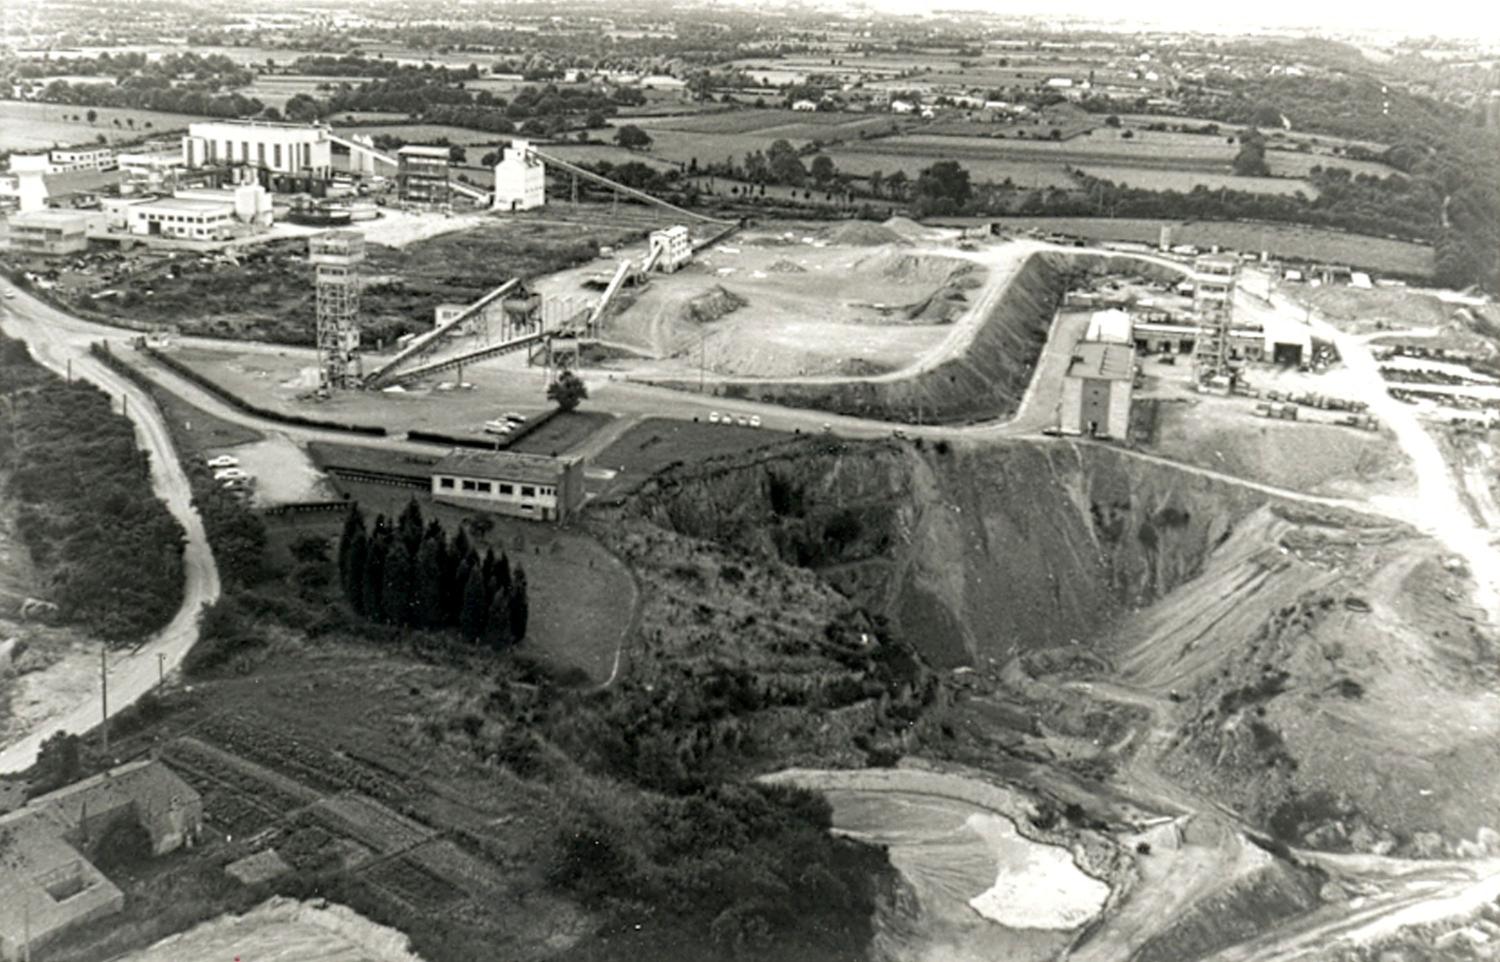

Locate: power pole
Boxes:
[99,644,108,757]
[157,652,166,687]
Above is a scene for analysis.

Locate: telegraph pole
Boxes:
[99,644,108,757]
[157,652,166,687]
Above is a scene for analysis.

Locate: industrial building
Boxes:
[103,196,237,241]
[1060,341,1135,439]
[181,119,333,182]
[0,759,202,962]
[1084,308,1132,345]
[649,225,692,273]
[492,139,546,211]
[1,209,90,256]
[397,145,452,206]
[431,450,585,522]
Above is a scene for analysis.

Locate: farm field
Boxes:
[235,75,369,109]
[636,108,903,135]
[1079,165,1316,196]
[538,143,681,171]
[824,148,1079,188]
[948,215,1435,276]
[330,123,513,146]
[0,100,201,150]
[1118,114,1392,153]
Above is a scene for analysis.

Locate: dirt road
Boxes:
[0,292,221,774]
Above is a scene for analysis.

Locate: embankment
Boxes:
[650,250,1181,424]
[628,436,1266,667]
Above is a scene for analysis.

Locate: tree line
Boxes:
[0,332,185,643]
[337,500,529,650]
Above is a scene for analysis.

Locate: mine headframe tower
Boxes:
[310,229,365,391]
[1191,252,1240,382]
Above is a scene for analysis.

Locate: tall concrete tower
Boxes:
[1192,252,1239,382]
[309,230,365,391]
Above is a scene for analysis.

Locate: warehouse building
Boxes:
[1060,341,1135,439]
[1,209,90,256]
[181,120,332,181]
[430,450,585,522]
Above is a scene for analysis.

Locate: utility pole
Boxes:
[99,644,108,757]
[157,652,166,687]
[700,331,706,393]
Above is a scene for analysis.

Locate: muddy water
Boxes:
[767,768,1110,962]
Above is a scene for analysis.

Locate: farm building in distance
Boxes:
[431,450,585,522]
[0,759,203,962]
[1061,341,1135,438]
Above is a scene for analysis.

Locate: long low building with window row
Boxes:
[430,450,585,522]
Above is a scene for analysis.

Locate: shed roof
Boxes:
[1067,341,1135,381]
[432,450,578,484]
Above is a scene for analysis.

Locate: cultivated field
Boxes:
[235,75,368,109]
[0,100,201,151]
[960,216,1435,277]
[331,123,512,146]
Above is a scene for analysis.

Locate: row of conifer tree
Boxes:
[336,500,528,649]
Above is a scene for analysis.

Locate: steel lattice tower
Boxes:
[309,230,365,391]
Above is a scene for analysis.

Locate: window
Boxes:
[498,483,513,495]
[521,485,536,498]
[438,477,454,489]
[461,479,477,492]
[274,144,282,168]
[476,481,492,494]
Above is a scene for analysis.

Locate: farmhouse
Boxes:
[1060,341,1135,439]
[0,759,203,962]
[430,450,585,522]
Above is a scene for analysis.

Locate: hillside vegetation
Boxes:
[0,333,184,643]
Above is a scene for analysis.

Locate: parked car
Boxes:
[221,477,253,491]
[483,419,513,435]
[502,412,527,423]
[205,455,239,469]
[735,415,749,427]
[213,467,249,481]
[749,416,762,428]
[2,289,15,299]
[709,411,721,424]
[821,423,833,433]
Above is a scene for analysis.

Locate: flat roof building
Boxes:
[1061,341,1135,440]
[493,139,545,211]
[2,209,90,256]
[398,145,451,206]
[106,195,239,241]
[1084,308,1133,345]
[431,449,585,522]
[182,120,332,182]
[0,759,202,962]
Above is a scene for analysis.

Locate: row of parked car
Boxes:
[206,454,255,496]
[709,411,762,428]
[483,411,530,436]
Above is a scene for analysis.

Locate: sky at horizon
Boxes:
[856,0,1500,43]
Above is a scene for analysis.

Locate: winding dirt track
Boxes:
[0,293,221,774]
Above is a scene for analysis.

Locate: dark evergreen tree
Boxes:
[481,548,497,592]
[415,532,447,628]
[483,585,514,651]
[495,551,512,594]
[337,504,365,595]
[509,565,529,642]
[397,497,425,556]
[363,523,389,623]
[452,548,478,627]
[383,540,417,627]
[460,563,489,643]
[451,527,472,571]
[345,525,368,614]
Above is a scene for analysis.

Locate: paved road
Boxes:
[0,294,222,775]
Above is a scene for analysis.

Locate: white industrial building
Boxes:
[181,120,332,179]
[430,450,584,522]
[1084,308,1133,345]
[649,225,692,273]
[1060,341,1135,439]
[493,139,546,211]
[1,209,91,256]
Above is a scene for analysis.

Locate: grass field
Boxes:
[638,109,900,135]
[595,417,796,498]
[538,143,681,170]
[955,216,1435,276]
[331,123,513,146]
[506,410,614,456]
[235,75,367,110]
[1079,165,1316,197]
[0,100,202,150]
